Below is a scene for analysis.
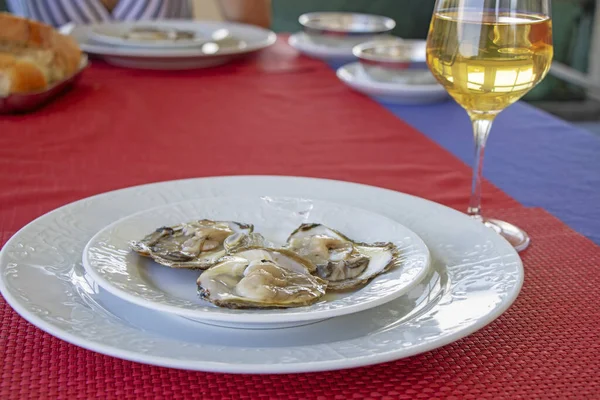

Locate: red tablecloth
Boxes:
[1,39,599,399]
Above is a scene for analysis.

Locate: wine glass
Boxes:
[426,0,553,251]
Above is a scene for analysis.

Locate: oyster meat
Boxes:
[197,247,327,309]
[286,223,399,291]
[130,219,256,269]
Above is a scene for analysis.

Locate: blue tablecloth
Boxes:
[329,53,599,244]
[385,100,600,244]
[329,56,599,244]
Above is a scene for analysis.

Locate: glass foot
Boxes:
[482,218,530,252]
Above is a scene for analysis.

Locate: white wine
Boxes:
[426,11,553,115]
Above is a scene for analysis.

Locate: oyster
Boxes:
[130,220,256,269]
[286,223,399,291]
[197,247,327,309]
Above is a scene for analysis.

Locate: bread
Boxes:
[0,12,82,96]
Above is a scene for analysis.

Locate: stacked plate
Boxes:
[0,176,523,374]
[288,12,395,64]
[289,12,448,104]
[68,20,276,70]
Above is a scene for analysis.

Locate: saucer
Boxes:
[70,21,276,70]
[337,62,449,105]
[288,31,373,63]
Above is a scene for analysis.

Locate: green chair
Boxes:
[272,0,595,102]
[273,0,436,39]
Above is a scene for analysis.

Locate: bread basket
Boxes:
[0,54,89,114]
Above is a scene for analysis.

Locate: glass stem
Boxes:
[467,115,494,219]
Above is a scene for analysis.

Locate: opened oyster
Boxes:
[286,223,399,291]
[130,220,259,269]
[197,247,327,309]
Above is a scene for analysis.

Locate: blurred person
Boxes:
[6,0,271,28]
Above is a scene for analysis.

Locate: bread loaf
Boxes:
[0,13,82,96]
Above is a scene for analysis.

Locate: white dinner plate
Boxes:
[71,21,276,70]
[0,176,523,374]
[83,196,431,329]
[337,62,449,105]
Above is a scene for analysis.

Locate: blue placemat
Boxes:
[381,100,600,244]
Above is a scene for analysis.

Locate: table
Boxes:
[1,38,598,399]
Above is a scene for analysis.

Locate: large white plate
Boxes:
[0,176,523,374]
[337,62,449,105]
[71,21,276,70]
[83,196,430,329]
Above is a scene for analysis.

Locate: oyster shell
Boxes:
[286,223,399,291]
[197,247,327,309]
[130,220,255,269]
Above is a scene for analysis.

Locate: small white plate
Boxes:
[82,196,431,329]
[337,62,449,105]
[71,21,276,70]
[90,21,219,49]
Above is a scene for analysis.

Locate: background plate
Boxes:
[90,21,215,48]
[337,62,449,105]
[288,32,357,63]
[73,21,275,57]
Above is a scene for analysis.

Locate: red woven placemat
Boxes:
[1,208,598,399]
[1,39,599,398]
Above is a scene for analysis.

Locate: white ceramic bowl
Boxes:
[353,39,428,83]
